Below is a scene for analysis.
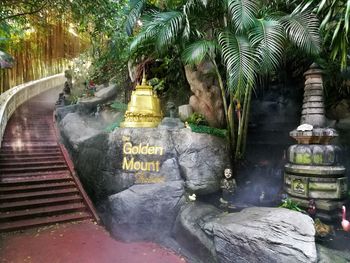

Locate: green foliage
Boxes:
[68,95,79,105]
[129,0,321,99]
[186,113,208,126]
[188,124,228,138]
[127,0,321,160]
[148,77,166,93]
[182,40,218,65]
[105,102,128,132]
[279,198,303,212]
[105,116,125,132]
[297,0,350,70]
[110,102,128,112]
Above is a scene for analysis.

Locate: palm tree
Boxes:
[126,0,321,159]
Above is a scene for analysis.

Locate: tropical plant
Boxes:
[279,197,303,212]
[296,0,350,70]
[188,124,228,138]
[127,0,321,160]
[186,112,208,126]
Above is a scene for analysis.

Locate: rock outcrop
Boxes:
[59,119,231,200]
[58,111,320,262]
[108,181,185,241]
[173,203,221,263]
[204,207,317,263]
[58,113,230,242]
[185,62,225,128]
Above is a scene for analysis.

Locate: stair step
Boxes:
[0,203,86,220]
[0,160,66,168]
[0,156,64,163]
[0,152,61,158]
[0,171,72,183]
[0,150,61,156]
[1,145,59,150]
[0,195,83,211]
[0,188,79,202]
[0,181,75,193]
[0,147,59,152]
[0,165,68,174]
[0,211,91,232]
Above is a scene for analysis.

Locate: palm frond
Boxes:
[281,10,321,56]
[152,11,185,53]
[129,15,160,52]
[130,11,185,54]
[181,39,218,65]
[182,5,191,40]
[185,0,208,10]
[125,0,146,35]
[249,18,285,73]
[219,31,256,98]
[227,0,259,32]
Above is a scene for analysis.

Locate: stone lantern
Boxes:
[284,63,348,220]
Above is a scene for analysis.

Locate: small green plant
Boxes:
[68,95,79,105]
[109,101,127,112]
[279,198,303,212]
[148,77,165,94]
[186,112,208,126]
[188,124,227,138]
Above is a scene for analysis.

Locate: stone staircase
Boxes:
[0,91,97,232]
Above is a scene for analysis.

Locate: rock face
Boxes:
[204,207,317,263]
[77,84,117,111]
[62,126,230,200]
[59,113,101,150]
[185,63,225,128]
[178,104,193,121]
[174,202,221,263]
[58,113,230,242]
[108,181,185,241]
[173,129,229,194]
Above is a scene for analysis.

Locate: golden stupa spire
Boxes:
[120,68,163,128]
[141,68,147,86]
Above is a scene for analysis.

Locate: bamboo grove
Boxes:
[0,18,88,93]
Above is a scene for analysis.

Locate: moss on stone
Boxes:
[295,153,312,164]
[312,154,323,164]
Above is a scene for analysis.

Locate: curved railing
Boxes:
[0,73,65,147]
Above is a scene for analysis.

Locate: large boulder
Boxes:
[67,127,230,199]
[107,181,185,241]
[59,113,101,150]
[59,114,230,244]
[173,129,230,194]
[55,104,78,122]
[203,207,317,263]
[77,84,117,111]
[185,62,225,128]
[95,84,117,99]
[173,202,221,263]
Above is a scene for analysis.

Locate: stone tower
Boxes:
[284,64,348,220]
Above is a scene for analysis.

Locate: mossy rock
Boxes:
[288,145,342,166]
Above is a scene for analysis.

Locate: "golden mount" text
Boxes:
[122,141,164,172]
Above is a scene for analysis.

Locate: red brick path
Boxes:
[0,220,186,263]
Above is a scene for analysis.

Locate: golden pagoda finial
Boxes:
[141,68,147,86]
[120,66,163,128]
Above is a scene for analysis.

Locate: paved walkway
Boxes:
[0,220,186,263]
